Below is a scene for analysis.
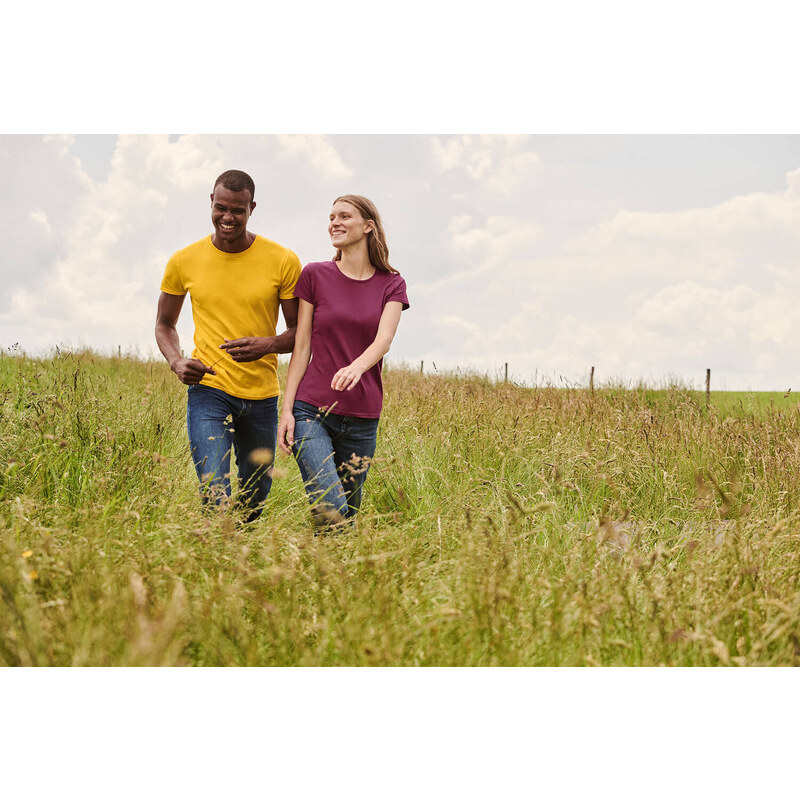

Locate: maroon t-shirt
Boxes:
[294,260,409,418]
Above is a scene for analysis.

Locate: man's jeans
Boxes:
[187,385,278,522]
[291,400,379,526]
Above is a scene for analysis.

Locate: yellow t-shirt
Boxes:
[161,235,301,399]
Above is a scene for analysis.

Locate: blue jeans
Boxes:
[187,385,278,522]
[291,400,380,526]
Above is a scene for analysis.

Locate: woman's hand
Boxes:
[331,363,365,392]
[329,303,403,393]
[277,412,296,454]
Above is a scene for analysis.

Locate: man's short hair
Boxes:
[213,170,256,203]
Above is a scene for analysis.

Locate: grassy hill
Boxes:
[2,350,800,666]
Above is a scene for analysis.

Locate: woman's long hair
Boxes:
[332,195,399,274]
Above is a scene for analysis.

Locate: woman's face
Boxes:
[329,201,373,249]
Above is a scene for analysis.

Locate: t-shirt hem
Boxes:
[295,394,381,419]
[199,381,280,401]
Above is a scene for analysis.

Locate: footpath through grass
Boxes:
[2,351,800,666]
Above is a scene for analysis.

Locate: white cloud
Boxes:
[276,135,353,181]
[438,315,483,340]
[430,134,541,194]
[116,134,224,194]
[633,281,800,350]
[415,214,544,297]
[29,209,53,236]
[564,169,800,284]
[0,136,92,323]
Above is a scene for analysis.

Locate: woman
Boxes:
[277,195,409,528]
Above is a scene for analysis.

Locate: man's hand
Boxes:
[171,357,216,385]
[219,337,270,362]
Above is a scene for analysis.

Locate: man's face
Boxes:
[210,185,255,246]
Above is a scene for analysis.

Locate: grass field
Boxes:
[654,388,800,415]
[2,350,800,666]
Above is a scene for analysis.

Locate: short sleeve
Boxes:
[279,249,303,300]
[160,251,186,296]
[386,275,409,311]
[293,264,315,304]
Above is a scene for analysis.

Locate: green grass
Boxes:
[637,389,799,417]
[704,390,800,416]
[2,350,800,666]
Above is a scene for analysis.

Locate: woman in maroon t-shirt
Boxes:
[277,195,409,528]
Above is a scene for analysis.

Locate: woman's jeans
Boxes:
[187,385,278,522]
[291,400,379,526]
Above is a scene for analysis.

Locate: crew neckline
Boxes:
[331,259,377,283]
[208,234,259,256]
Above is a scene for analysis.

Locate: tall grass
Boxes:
[2,350,800,666]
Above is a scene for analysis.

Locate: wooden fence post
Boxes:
[504,363,508,383]
[420,360,424,374]
[590,366,595,395]
[706,368,711,408]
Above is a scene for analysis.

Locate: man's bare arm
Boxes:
[155,291,216,384]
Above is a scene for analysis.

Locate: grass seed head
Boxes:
[248,448,274,467]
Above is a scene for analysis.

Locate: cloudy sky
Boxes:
[2,133,799,390]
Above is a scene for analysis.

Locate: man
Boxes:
[155,169,301,522]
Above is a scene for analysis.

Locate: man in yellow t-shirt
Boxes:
[155,169,301,522]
